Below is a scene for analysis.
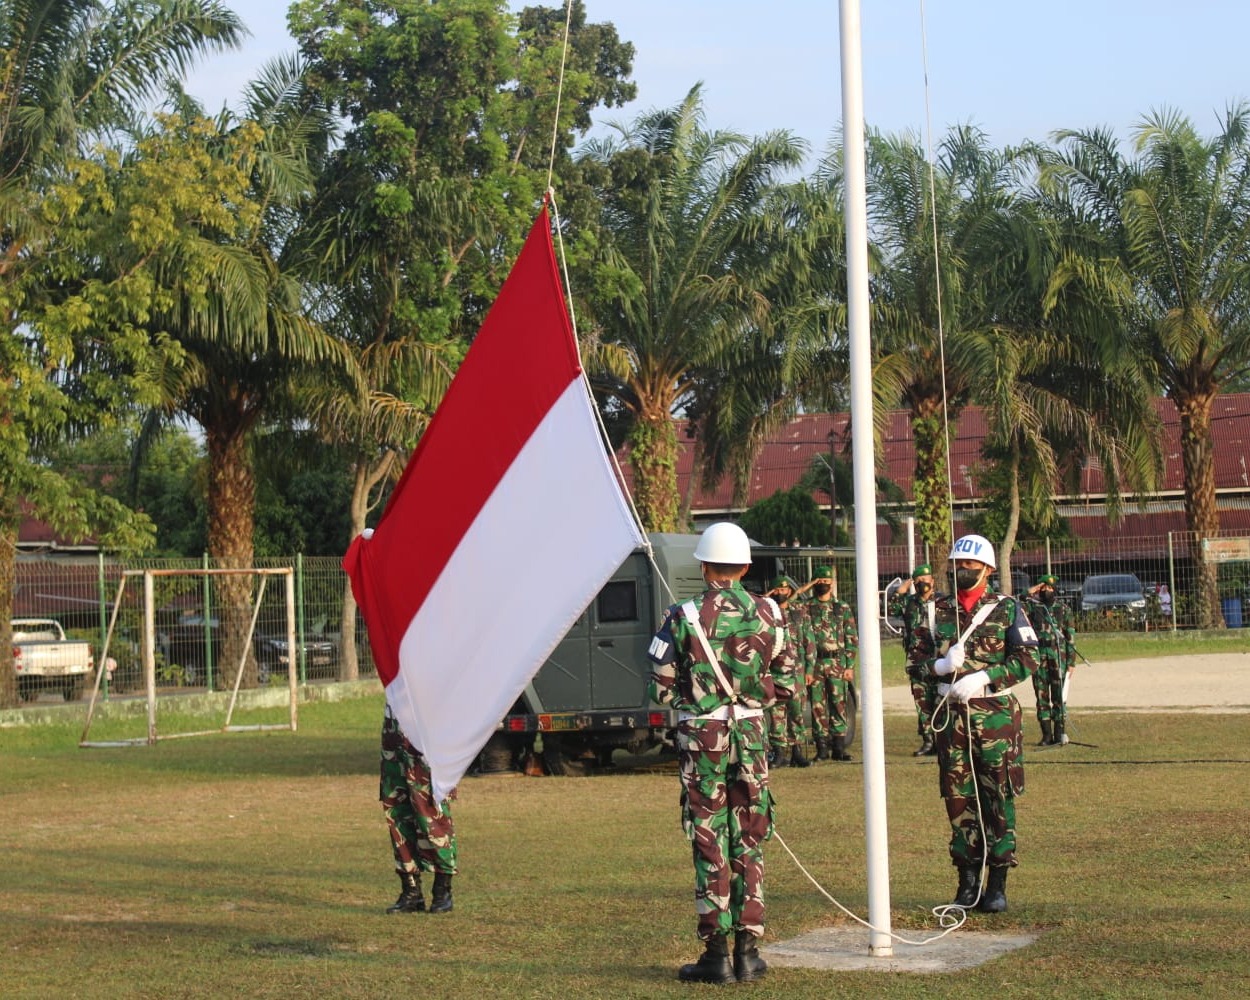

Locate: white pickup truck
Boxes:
[12,618,95,702]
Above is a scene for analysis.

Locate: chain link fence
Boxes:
[14,528,1250,703]
[13,555,377,701]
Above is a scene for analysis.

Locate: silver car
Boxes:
[1081,573,1147,620]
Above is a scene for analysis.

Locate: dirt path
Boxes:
[882,651,1250,713]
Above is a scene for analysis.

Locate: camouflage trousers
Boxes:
[767,682,810,751]
[380,714,458,876]
[677,713,773,940]
[1031,654,1068,726]
[933,694,1024,868]
[908,670,939,739]
[809,664,851,740]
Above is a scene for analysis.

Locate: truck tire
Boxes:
[62,677,84,701]
[18,677,40,703]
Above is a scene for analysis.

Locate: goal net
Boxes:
[80,567,298,748]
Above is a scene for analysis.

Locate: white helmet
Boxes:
[949,533,996,568]
[693,522,752,564]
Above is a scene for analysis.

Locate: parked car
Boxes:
[11,618,95,701]
[1054,578,1083,612]
[158,610,339,685]
[1080,573,1147,621]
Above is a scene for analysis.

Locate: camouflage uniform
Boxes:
[912,590,1039,868]
[647,580,797,941]
[380,708,458,877]
[1023,590,1076,739]
[766,596,810,760]
[891,589,939,747]
[803,596,857,750]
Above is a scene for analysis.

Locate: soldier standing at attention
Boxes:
[891,564,940,756]
[1023,574,1076,746]
[912,534,1039,913]
[379,705,458,914]
[801,565,857,762]
[647,522,796,984]
[764,575,812,769]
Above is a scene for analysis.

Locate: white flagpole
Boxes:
[839,0,894,956]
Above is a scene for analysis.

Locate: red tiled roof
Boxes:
[617,393,1250,522]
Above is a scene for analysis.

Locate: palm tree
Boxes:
[575,87,809,531]
[863,125,1040,559]
[0,0,244,708]
[136,61,354,687]
[1042,106,1250,626]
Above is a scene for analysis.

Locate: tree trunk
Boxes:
[911,395,954,561]
[1176,390,1223,629]
[629,409,680,533]
[0,503,19,708]
[206,423,259,688]
[340,449,400,682]
[998,443,1023,597]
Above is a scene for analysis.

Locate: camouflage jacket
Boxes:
[1023,597,1076,668]
[780,599,809,676]
[802,596,858,670]
[909,589,1039,696]
[647,580,797,715]
[895,592,937,670]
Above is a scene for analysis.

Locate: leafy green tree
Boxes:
[289,0,636,677]
[1042,107,1250,626]
[0,0,244,708]
[131,67,352,687]
[738,487,831,548]
[576,87,808,531]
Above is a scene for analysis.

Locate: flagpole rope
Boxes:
[544,0,576,193]
[540,0,658,572]
[919,0,958,610]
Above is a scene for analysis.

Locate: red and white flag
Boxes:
[342,207,643,801]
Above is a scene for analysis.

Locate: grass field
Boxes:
[4,667,1250,999]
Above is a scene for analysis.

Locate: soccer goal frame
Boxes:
[80,567,298,748]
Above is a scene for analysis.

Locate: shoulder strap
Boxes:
[958,595,1003,646]
[681,600,736,701]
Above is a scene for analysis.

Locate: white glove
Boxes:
[950,670,990,703]
[933,643,965,677]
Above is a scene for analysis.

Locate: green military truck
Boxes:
[482,535,859,774]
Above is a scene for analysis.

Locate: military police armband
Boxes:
[1008,603,1039,647]
[648,625,676,664]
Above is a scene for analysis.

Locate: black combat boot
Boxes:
[385,871,425,913]
[978,866,1009,912]
[831,735,852,761]
[769,745,788,769]
[814,736,830,761]
[733,930,768,982]
[953,865,981,908]
[678,934,734,984]
[1037,720,1054,746]
[1053,717,1067,746]
[429,871,454,914]
[912,734,935,757]
[790,743,812,768]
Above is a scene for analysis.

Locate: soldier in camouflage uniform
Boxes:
[889,564,940,756]
[647,522,797,984]
[765,575,811,769]
[380,705,458,914]
[1023,574,1076,746]
[911,534,1039,913]
[800,564,857,761]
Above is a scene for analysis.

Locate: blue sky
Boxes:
[185,1,1250,157]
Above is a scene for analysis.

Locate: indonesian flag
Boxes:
[343,207,643,802]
